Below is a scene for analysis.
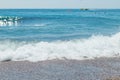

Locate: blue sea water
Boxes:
[0,9,120,61]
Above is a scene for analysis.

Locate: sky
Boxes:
[0,0,120,9]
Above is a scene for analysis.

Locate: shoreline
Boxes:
[0,57,120,80]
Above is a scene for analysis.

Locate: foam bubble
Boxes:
[0,32,120,62]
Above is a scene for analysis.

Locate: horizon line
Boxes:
[0,8,120,9]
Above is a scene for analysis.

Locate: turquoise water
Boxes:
[0,9,120,61]
[0,9,120,41]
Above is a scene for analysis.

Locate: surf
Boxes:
[0,32,120,62]
[0,16,22,26]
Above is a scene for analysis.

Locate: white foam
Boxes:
[0,32,120,62]
[0,16,21,26]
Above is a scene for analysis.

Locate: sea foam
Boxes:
[0,32,120,62]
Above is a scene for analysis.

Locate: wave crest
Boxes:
[0,16,22,26]
[0,32,120,62]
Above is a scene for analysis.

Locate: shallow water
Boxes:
[0,9,120,61]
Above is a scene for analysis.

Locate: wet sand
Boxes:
[0,57,120,80]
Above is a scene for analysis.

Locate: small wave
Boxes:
[0,32,120,62]
[0,16,22,26]
[23,23,47,27]
[0,16,50,27]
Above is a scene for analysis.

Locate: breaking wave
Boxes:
[0,32,120,62]
[0,16,22,26]
[0,16,49,27]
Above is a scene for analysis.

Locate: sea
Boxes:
[0,9,120,62]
